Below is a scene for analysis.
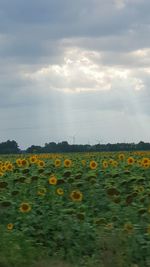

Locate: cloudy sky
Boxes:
[1,0,150,149]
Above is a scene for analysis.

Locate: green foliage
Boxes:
[1,151,150,266]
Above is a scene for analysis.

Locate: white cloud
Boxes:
[114,0,143,9]
[24,47,145,94]
[114,0,126,9]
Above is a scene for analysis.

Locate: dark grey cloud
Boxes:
[0,0,150,60]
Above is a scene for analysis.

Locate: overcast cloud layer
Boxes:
[1,0,150,149]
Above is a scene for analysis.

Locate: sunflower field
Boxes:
[1,151,150,267]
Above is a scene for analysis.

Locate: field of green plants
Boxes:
[1,151,150,267]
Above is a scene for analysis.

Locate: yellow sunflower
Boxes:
[118,153,125,160]
[48,175,57,185]
[21,159,29,168]
[7,223,14,230]
[111,160,118,167]
[37,160,45,168]
[56,188,64,195]
[54,159,61,167]
[16,158,22,167]
[1,166,6,172]
[127,157,135,165]
[64,159,72,168]
[29,155,37,164]
[89,160,98,170]
[70,190,83,202]
[19,202,31,213]
[102,161,108,168]
[143,163,149,169]
[6,163,13,171]
[142,158,149,165]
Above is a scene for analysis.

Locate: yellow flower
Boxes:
[56,188,64,195]
[70,190,83,202]
[102,161,108,168]
[21,159,29,168]
[89,160,98,170]
[49,175,57,185]
[6,163,13,171]
[142,158,149,165]
[118,153,125,160]
[0,172,4,177]
[19,202,31,213]
[127,157,135,165]
[143,163,149,169]
[29,155,37,164]
[109,159,114,164]
[112,160,118,167]
[16,158,22,167]
[64,159,72,168]
[37,160,45,168]
[7,223,14,230]
[1,166,6,172]
[54,159,61,167]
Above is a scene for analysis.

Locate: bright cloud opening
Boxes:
[24,47,145,93]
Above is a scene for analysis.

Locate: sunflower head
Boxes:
[6,163,13,171]
[19,202,31,213]
[102,161,108,168]
[70,190,83,202]
[142,157,149,165]
[1,166,6,172]
[21,159,29,168]
[118,153,125,161]
[37,160,45,168]
[56,188,64,195]
[112,160,118,167]
[16,159,22,168]
[49,175,57,185]
[54,159,61,167]
[64,159,72,168]
[7,223,14,230]
[29,156,37,164]
[127,157,135,165]
[89,160,98,170]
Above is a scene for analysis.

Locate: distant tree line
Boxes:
[0,140,150,154]
[0,140,20,154]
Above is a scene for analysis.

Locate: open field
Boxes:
[1,151,150,267]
